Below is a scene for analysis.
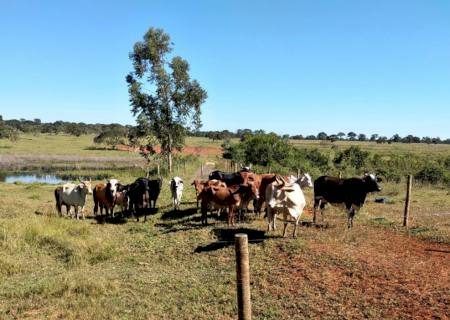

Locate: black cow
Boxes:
[208,170,244,186]
[313,174,382,228]
[126,177,162,222]
[135,177,163,208]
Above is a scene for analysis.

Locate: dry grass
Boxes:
[0,134,449,319]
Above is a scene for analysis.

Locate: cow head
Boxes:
[171,177,184,191]
[363,173,382,192]
[79,178,93,194]
[297,173,313,189]
[107,179,119,195]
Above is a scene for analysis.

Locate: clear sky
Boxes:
[0,0,449,138]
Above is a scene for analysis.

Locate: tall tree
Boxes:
[347,131,357,141]
[126,27,207,172]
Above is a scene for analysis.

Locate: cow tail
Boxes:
[54,188,62,214]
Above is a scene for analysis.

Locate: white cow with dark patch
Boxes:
[170,177,184,210]
[265,174,312,238]
[55,179,93,219]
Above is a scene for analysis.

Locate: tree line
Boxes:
[222,133,450,185]
[192,129,450,145]
[2,116,450,147]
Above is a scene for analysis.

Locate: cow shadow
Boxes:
[91,214,128,225]
[90,207,159,224]
[161,208,198,220]
[194,227,272,253]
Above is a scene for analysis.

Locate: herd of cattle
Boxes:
[53,169,382,237]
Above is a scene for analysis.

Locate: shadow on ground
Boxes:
[194,227,274,253]
[91,207,159,224]
[161,208,198,220]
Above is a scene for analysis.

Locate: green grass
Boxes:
[0,134,449,319]
[0,133,140,157]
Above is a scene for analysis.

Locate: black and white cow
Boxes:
[313,173,382,228]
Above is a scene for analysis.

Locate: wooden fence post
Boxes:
[235,233,252,320]
[297,168,300,178]
[157,163,160,177]
[403,175,412,227]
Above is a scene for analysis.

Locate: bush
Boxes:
[415,164,446,184]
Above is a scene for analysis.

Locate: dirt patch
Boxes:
[116,145,222,156]
[258,228,450,319]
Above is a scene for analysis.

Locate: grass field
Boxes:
[185,136,450,157]
[0,134,449,319]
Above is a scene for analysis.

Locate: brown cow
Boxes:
[191,179,227,209]
[93,179,119,217]
[199,183,259,226]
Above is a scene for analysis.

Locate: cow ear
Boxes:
[377,177,383,182]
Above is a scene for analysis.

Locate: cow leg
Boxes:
[293,217,300,238]
[74,206,79,220]
[201,201,208,225]
[320,202,326,223]
[313,198,319,223]
[282,219,288,238]
[80,206,85,220]
[266,207,272,232]
[93,200,98,216]
[347,207,355,228]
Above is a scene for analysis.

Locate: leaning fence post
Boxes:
[235,233,252,320]
[403,175,412,227]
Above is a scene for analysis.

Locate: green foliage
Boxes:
[222,133,329,177]
[127,27,207,172]
[334,146,369,170]
[415,164,447,184]
[0,124,19,141]
[93,124,127,148]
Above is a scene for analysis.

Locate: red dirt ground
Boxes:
[259,227,450,319]
[116,144,222,155]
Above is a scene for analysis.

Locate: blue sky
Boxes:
[0,0,449,138]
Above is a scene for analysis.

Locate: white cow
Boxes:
[55,179,93,219]
[265,174,312,238]
[170,177,184,210]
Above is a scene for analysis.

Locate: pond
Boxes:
[0,174,71,184]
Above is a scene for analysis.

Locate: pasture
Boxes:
[0,134,449,319]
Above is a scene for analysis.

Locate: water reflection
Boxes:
[0,174,70,184]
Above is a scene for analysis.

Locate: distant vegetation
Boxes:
[222,133,450,185]
[1,116,449,146]
[2,116,450,184]
[192,128,450,145]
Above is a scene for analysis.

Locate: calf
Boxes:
[55,179,92,219]
[265,175,308,238]
[191,179,227,209]
[170,177,184,210]
[200,183,259,226]
[313,173,382,228]
[114,183,129,215]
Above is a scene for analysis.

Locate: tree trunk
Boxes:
[168,152,172,174]
[167,134,173,173]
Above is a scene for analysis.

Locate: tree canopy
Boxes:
[126,27,207,172]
